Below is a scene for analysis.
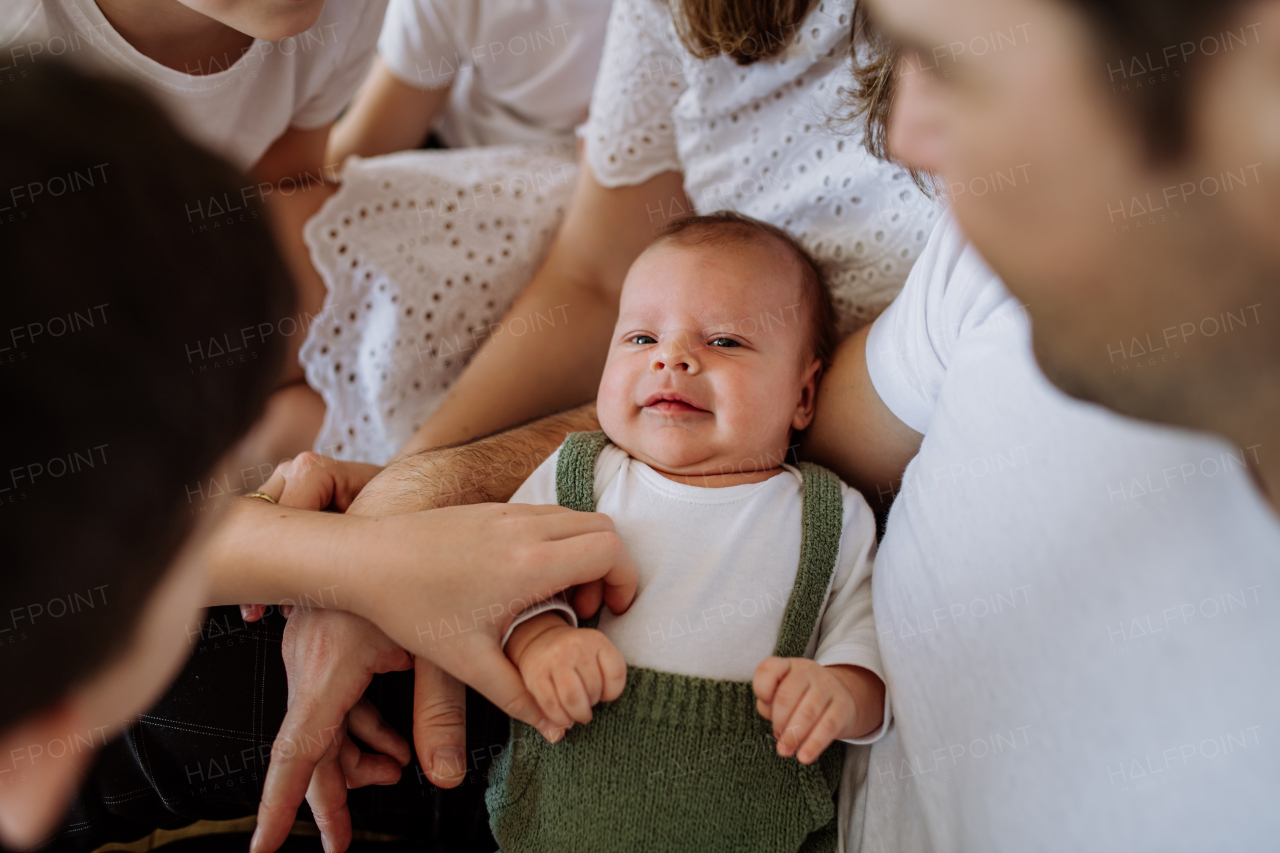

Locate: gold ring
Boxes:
[244,491,278,504]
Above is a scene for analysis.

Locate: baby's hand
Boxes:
[754,658,873,764]
[506,613,627,741]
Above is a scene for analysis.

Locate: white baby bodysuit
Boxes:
[508,441,890,744]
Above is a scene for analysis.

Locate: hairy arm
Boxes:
[366,402,601,513]
[401,166,690,452]
[327,58,453,164]
[802,324,924,520]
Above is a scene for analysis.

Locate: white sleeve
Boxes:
[580,0,686,187]
[864,211,1011,434]
[813,483,890,744]
[377,0,463,90]
[501,447,578,644]
[292,0,390,128]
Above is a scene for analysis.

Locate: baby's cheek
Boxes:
[595,361,636,440]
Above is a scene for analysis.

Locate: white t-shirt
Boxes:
[377,0,611,148]
[856,213,1280,852]
[579,0,939,333]
[0,0,387,170]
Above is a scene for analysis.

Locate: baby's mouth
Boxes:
[641,392,709,414]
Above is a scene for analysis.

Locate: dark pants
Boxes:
[43,608,506,853]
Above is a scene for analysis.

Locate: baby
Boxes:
[488,212,887,852]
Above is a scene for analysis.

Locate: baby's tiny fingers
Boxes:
[554,666,593,725]
[796,708,843,765]
[577,657,604,708]
[752,657,790,704]
[529,672,573,733]
[599,645,627,702]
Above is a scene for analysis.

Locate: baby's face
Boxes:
[597,240,821,477]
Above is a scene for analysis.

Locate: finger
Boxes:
[554,665,593,725]
[576,645,605,709]
[330,461,383,511]
[782,689,833,760]
[256,461,290,503]
[412,657,469,789]
[338,732,403,788]
[240,604,267,622]
[753,657,790,704]
[511,506,621,538]
[599,643,627,703]
[756,697,774,721]
[530,671,573,733]
[573,581,603,619]
[796,703,845,765]
[280,452,338,511]
[348,697,410,767]
[253,697,348,853]
[436,643,556,738]
[773,683,818,756]
[533,531,638,616]
[305,747,354,853]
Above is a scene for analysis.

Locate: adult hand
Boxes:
[338,502,637,735]
[252,610,412,853]
[240,453,383,622]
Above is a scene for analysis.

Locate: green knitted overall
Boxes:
[487,431,845,853]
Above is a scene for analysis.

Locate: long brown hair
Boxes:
[669,0,817,64]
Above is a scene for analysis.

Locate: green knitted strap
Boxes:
[771,462,843,659]
[555,430,610,513]
[553,433,843,650]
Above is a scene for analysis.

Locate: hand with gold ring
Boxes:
[238,453,383,623]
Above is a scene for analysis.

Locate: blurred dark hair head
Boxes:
[653,211,837,368]
[0,61,294,732]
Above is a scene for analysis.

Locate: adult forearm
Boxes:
[404,167,690,452]
[201,498,354,607]
[362,403,601,514]
[402,264,616,452]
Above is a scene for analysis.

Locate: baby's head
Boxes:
[597,212,835,479]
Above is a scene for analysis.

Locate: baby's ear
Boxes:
[792,358,823,431]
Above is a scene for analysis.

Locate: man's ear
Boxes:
[792,357,824,431]
[0,701,93,850]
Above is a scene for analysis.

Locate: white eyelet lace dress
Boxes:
[300,142,576,464]
[583,0,939,327]
[301,0,938,464]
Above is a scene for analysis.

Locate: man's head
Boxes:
[858,0,1279,456]
[0,62,292,845]
[597,212,835,477]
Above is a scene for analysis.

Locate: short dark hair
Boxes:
[0,62,294,732]
[652,211,837,367]
[848,0,1250,166]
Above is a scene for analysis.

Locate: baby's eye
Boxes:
[628,334,658,345]
[709,337,741,348]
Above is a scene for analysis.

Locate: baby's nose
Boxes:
[651,331,702,372]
